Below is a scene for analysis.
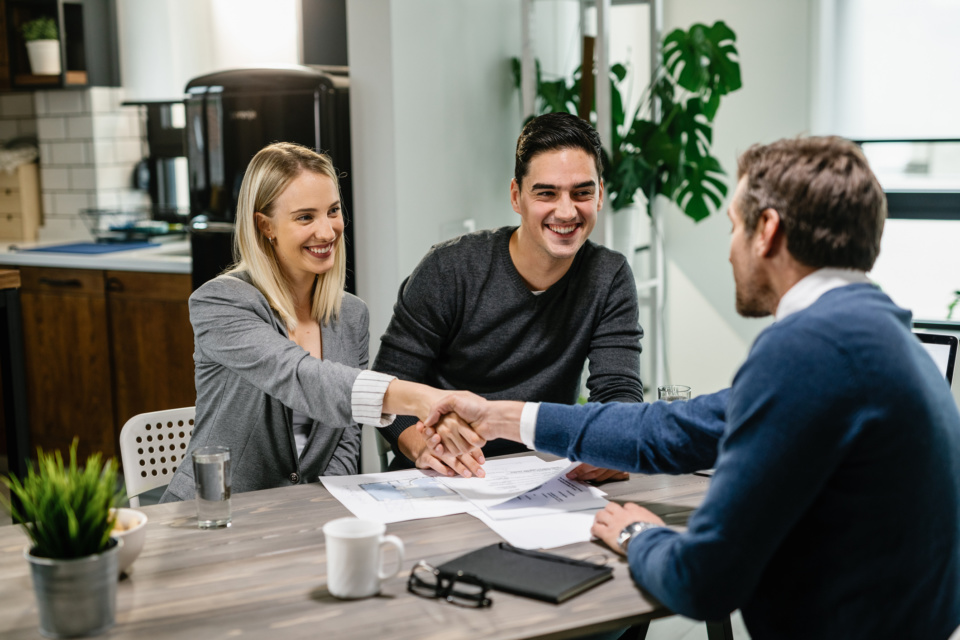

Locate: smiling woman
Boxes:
[158,143,485,503]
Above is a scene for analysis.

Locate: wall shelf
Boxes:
[1,0,119,92]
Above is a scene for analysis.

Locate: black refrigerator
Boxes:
[184,65,354,292]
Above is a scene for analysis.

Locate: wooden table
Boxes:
[0,464,711,640]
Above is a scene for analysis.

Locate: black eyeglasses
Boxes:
[407,560,492,608]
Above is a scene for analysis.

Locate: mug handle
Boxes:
[378,535,405,581]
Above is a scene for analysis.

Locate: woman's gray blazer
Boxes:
[160,272,368,501]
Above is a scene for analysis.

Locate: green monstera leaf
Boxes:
[676,153,728,222]
[663,21,741,120]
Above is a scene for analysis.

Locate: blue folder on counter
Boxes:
[23,242,157,255]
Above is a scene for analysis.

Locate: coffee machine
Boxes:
[184,66,354,291]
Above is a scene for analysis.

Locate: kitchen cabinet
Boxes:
[2,0,120,91]
[18,266,193,463]
[0,163,41,242]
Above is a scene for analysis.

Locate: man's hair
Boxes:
[514,112,603,187]
[229,142,346,327]
[736,136,887,271]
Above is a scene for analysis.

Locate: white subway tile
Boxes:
[33,92,47,116]
[66,116,94,139]
[38,216,90,243]
[53,192,93,216]
[119,189,149,210]
[95,189,120,209]
[37,117,67,140]
[116,139,144,163]
[0,120,18,140]
[92,113,121,138]
[0,93,35,117]
[88,87,120,114]
[38,143,52,164]
[70,167,96,189]
[45,91,86,115]
[40,167,70,190]
[17,118,37,136]
[95,165,131,190]
[51,142,87,165]
[92,140,116,164]
[41,193,54,216]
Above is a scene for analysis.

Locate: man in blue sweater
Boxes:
[425,136,960,639]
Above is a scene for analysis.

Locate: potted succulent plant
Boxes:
[20,16,61,76]
[1,440,125,638]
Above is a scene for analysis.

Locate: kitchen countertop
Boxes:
[0,238,191,274]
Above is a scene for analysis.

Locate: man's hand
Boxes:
[397,423,485,478]
[592,502,665,556]
[423,392,525,446]
[567,464,629,483]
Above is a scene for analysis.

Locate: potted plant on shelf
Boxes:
[1,440,124,638]
[20,16,61,76]
[513,21,742,223]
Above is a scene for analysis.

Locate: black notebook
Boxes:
[437,543,613,604]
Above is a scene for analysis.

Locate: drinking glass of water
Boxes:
[658,385,691,402]
[192,446,232,528]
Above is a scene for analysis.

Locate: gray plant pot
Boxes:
[25,538,122,638]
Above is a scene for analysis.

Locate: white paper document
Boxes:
[438,457,578,508]
[479,474,608,520]
[320,468,473,524]
[471,508,601,550]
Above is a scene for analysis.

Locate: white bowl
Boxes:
[110,508,148,576]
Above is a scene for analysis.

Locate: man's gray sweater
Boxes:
[374,226,644,462]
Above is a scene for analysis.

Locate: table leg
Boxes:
[706,616,734,640]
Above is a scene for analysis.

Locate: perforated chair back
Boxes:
[119,407,195,507]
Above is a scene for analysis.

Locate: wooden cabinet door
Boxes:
[105,271,195,436]
[18,267,114,461]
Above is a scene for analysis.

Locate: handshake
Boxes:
[406,391,524,479]
[396,388,627,484]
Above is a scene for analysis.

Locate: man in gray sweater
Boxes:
[373,113,644,478]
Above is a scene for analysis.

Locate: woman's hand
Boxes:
[397,423,485,477]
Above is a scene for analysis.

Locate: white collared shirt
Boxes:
[518,267,872,448]
[775,267,872,321]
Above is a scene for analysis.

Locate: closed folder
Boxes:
[437,542,613,604]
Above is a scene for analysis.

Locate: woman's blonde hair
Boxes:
[228,142,346,328]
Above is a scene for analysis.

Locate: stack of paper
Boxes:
[320,457,608,549]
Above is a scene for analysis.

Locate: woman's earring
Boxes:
[268,236,276,245]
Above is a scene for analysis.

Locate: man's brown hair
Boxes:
[736,136,887,270]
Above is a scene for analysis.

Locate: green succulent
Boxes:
[1,440,124,559]
[21,16,58,42]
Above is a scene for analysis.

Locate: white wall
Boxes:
[659,0,816,395]
[347,0,522,351]
[116,0,299,101]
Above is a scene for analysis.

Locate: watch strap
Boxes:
[617,521,662,554]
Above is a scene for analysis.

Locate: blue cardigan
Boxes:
[535,284,960,640]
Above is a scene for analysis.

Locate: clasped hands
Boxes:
[403,391,627,484]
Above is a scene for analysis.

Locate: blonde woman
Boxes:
[161,143,481,502]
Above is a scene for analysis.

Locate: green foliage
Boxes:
[512,21,742,221]
[949,291,960,320]
[20,16,58,42]
[1,440,123,559]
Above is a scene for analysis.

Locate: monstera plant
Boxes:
[513,21,742,221]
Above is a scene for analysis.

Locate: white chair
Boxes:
[118,407,195,507]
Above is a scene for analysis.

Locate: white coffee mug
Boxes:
[322,517,405,599]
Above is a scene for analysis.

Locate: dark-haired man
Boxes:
[373,112,644,478]
[426,136,960,639]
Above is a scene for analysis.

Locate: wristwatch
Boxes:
[617,521,661,554]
